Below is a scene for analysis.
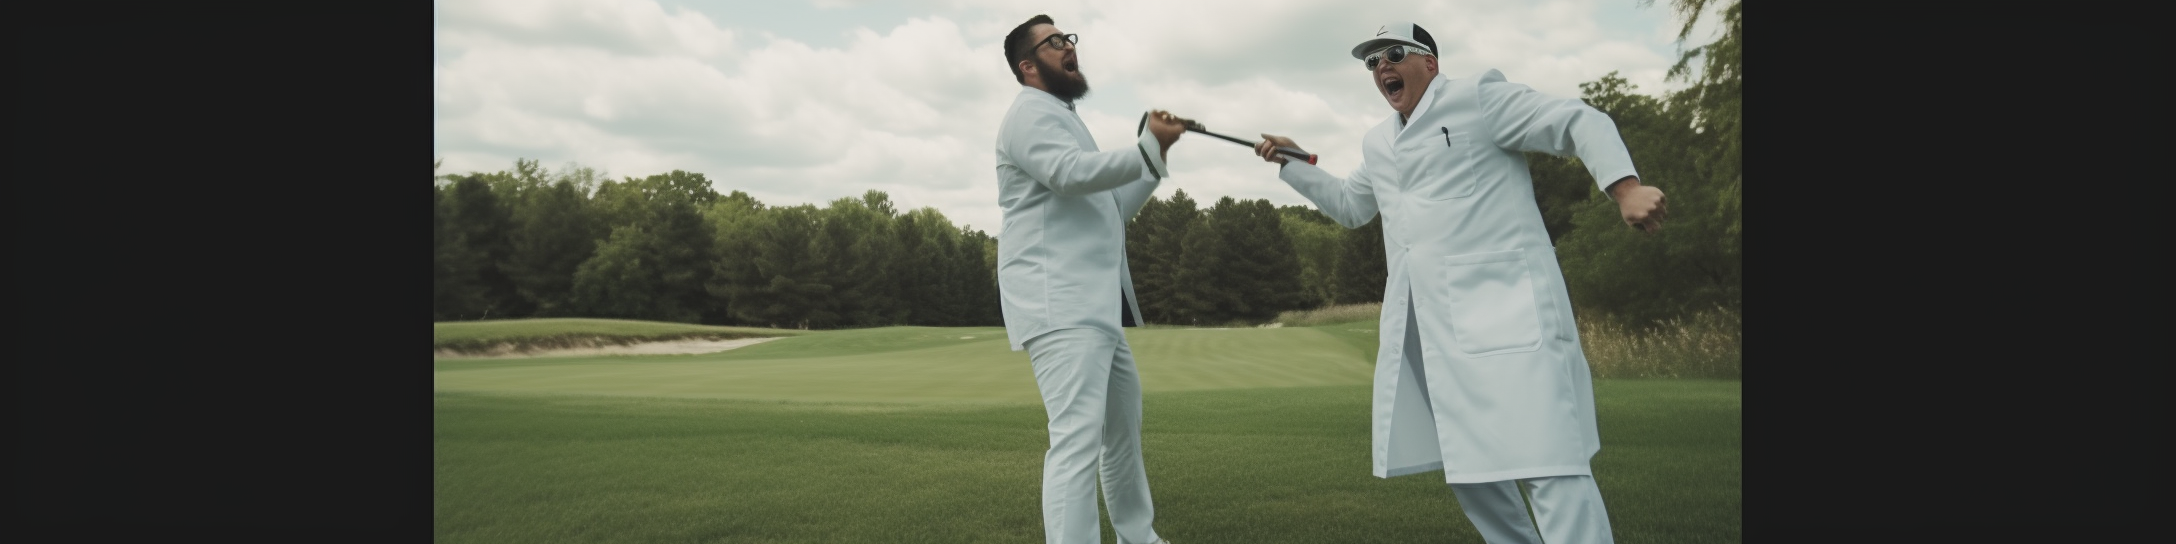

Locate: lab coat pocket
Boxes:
[1404,129,1480,201]
[1441,250,1544,357]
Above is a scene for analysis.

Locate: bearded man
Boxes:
[993,13,1185,544]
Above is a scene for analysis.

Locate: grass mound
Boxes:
[433,318,813,355]
[1279,303,1741,379]
[1578,306,1742,379]
[1276,302,1384,327]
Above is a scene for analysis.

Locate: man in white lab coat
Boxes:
[994,14,1185,544]
[1252,22,1668,544]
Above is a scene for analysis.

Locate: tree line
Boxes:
[430,160,1375,328]
[435,0,1739,329]
[433,163,1002,328]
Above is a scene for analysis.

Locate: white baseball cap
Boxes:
[1351,22,1439,60]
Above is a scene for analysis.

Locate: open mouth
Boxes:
[1062,57,1079,75]
[1384,76,1405,100]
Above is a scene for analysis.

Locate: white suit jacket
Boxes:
[1278,70,1640,483]
[995,87,1168,351]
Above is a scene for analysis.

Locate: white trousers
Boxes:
[1406,302,1615,544]
[1026,328,1161,544]
[1448,476,1615,544]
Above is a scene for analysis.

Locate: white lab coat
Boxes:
[1279,70,1640,484]
[995,87,1169,351]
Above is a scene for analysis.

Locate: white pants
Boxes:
[1026,328,1161,544]
[1448,476,1615,544]
[1406,302,1615,544]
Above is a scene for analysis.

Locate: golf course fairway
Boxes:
[435,322,1740,543]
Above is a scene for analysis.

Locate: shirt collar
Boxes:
[1396,72,1449,132]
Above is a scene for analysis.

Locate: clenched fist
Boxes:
[1146,110,1185,159]
[1608,177,1666,233]
[1255,134,1302,166]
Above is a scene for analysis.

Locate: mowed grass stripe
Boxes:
[434,327,1376,403]
[1131,328,1373,391]
[434,381,1739,544]
[1126,327,1366,390]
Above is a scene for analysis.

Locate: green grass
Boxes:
[434,383,1737,544]
[435,327,1374,403]
[435,322,1739,543]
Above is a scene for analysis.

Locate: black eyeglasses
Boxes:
[1363,44,1426,71]
[1031,33,1080,54]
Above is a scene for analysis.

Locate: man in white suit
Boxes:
[1252,22,1667,544]
[994,14,1185,544]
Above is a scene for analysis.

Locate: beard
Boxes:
[1033,55,1090,103]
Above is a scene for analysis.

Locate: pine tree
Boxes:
[1128,189,1198,324]
[648,186,715,323]
[948,226,993,326]
[439,175,520,319]
[1200,199,1309,322]
[712,205,834,328]
[1277,205,1342,309]
[891,212,934,325]
[703,191,767,325]
[1335,217,1388,305]
[506,179,598,317]
[433,184,486,320]
[1170,212,1225,325]
[897,208,960,326]
[1235,200,1311,319]
[964,230,1002,326]
[570,225,665,319]
[819,196,899,327]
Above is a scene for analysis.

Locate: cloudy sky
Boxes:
[434,0,1723,234]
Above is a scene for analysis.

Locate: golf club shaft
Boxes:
[1178,119,1318,165]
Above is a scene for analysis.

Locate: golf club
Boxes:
[1139,112,1318,165]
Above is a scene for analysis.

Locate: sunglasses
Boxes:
[1363,44,1427,71]
[1031,33,1080,54]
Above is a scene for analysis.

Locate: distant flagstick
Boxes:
[1139,112,1319,165]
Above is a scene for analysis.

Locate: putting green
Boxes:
[433,326,1378,403]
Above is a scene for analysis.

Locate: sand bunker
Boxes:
[435,337,783,360]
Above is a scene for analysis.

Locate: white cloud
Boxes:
[439,0,739,59]
[435,0,1696,234]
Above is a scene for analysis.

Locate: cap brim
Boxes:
[1351,37,1431,59]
